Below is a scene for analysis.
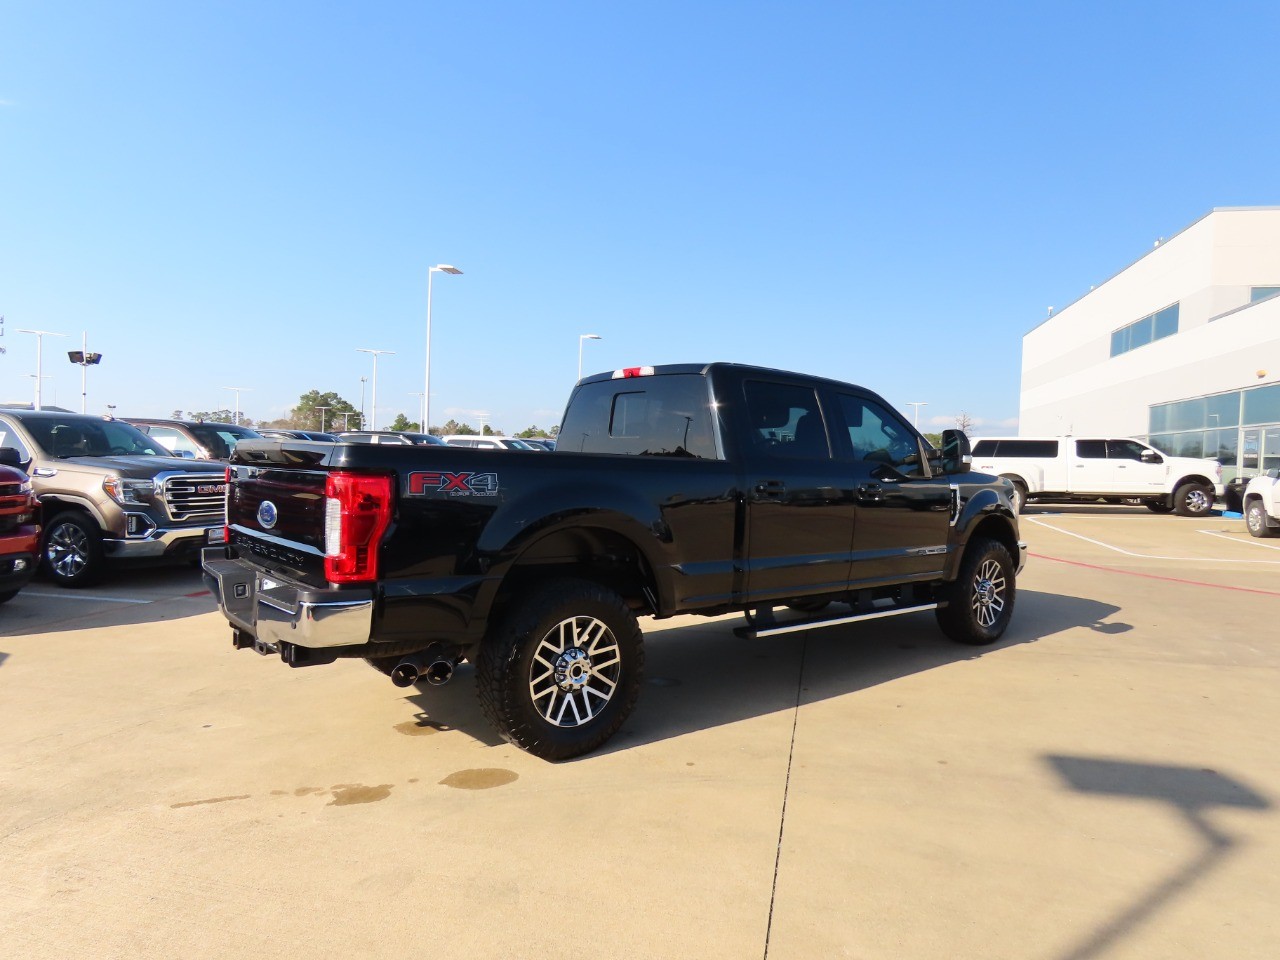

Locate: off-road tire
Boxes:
[935,537,1015,646]
[1246,500,1277,538]
[0,589,19,604]
[1173,482,1214,517]
[41,510,105,588]
[476,578,644,761]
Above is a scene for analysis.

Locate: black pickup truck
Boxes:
[204,363,1026,759]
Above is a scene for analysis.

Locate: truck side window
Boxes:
[147,427,202,458]
[1076,440,1107,459]
[1107,440,1148,461]
[838,395,918,469]
[0,427,32,466]
[559,374,720,458]
[743,382,829,460]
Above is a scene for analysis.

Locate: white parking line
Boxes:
[1198,530,1280,552]
[1023,517,1280,565]
[20,591,153,605]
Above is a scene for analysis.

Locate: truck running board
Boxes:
[735,601,939,640]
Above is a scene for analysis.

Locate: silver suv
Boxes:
[0,410,227,587]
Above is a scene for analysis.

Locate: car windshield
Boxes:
[188,424,261,459]
[23,417,171,458]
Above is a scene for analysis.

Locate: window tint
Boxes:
[976,439,1059,458]
[742,381,829,460]
[838,395,917,467]
[1107,440,1150,461]
[0,423,33,465]
[147,427,202,457]
[1075,440,1107,459]
[560,374,719,458]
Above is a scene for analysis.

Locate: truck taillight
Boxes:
[612,366,655,379]
[324,472,394,583]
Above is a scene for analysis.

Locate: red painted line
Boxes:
[1029,552,1280,598]
[184,590,212,598]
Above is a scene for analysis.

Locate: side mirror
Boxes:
[1141,450,1162,464]
[941,429,972,475]
[0,447,22,469]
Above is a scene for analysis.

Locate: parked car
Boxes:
[256,429,339,442]
[336,431,447,446]
[204,361,1024,759]
[519,438,556,451]
[0,449,40,603]
[1242,470,1280,537]
[970,436,1223,516]
[0,410,226,586]
[441,434,539,450]
[125,418,262,461]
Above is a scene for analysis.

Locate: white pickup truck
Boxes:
[971,436,1224,516]
[1243,471,1280,537]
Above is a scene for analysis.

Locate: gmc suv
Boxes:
[0,410,227,587]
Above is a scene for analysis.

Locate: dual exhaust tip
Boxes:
[390,652,456,688]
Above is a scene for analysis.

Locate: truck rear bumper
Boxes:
[202,548,373,650]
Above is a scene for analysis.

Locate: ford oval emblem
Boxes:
[257,500,278,529]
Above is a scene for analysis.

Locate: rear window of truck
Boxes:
[559,374,720,458]
[972,439,1059,458]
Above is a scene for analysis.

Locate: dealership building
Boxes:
[1019,206,1280,481]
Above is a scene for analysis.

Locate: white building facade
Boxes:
[1020,206,1280,481]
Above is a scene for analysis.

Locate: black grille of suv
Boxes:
[161,473,227,522]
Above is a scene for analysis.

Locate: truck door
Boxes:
[738,379,856,604]
[833,392,953,583]
[1108,439,1164,494]
[1072,439,1114,493]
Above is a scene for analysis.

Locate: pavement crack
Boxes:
[762,633,807,960]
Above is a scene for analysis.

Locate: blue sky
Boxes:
[2,2,1278,435]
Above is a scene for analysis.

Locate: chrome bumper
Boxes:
[201,549,373,650]
[104,525,220,558]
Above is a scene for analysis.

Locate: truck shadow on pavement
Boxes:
[398,588,1128,755]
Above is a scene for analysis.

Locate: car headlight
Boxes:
[19,479,32,495]
[103,477,155,505]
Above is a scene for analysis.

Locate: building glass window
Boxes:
[1243,384,1280,425]
[1111,303,1179,357]
[1250,286,1280,303]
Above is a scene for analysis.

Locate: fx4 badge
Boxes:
[408,471,500,497]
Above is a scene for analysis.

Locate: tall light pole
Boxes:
[17,328,68,410]
[578,333,602,380]
[223,386,252,425]
[408,393,425,430]
[425,264,463,432]
[315,405,331,432]
[357,348,394,431]
[907,401,928,429]
[67,332,103,413]
[359,377,367,428]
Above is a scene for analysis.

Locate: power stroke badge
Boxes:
[408,471,500,497]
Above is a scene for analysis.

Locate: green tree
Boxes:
[388,413,421,432]
[515,425,555,439]
[290,390,358,432]
[183,408,253,426]
[923,432,943,449]
[442,419,477,436]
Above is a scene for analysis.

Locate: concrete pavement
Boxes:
[1,507,1277,959]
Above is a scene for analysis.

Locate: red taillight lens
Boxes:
[324,472,394,583]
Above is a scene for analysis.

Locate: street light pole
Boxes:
[359,377,367,428]
[578,333,602,381]
[17,328,68,410]
[356,348,395,431]
[907,401,928,429]
[315,405,331,433]
[425,264,463,433]
[67,332,103,414]
[223,386,252,425]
